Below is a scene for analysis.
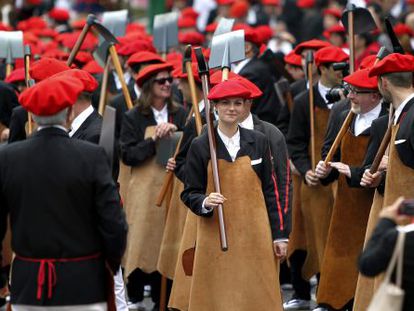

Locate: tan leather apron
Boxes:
[300,107,335,280]
[168,210,197,311]
[317,130,373,309]
[185,156,282,311]
[353,124,414,310]
[157,177,188,279]
[123,126,168,275]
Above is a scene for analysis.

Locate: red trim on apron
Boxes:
[15,253,101,300]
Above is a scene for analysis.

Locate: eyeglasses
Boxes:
[346,85,377,95]
[154,77,173,85]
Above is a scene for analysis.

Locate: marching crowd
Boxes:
[1,0,414,311]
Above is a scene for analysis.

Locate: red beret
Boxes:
[127,51,164,66]
[262,0,280,5]
[178,17,197,29]
[17,17,47,31]
[181,7,199,19]
[205,22,218,33]
[173,62,201,83]
[75,51,93,65]
[393,23,413,37]
[42,49,69,61]
[61,32,98,51]
[284,50,303,67]
[344,68,378,90]
[71,19,86,30]
[369,53,414,77]
[0,22,11,31]
[19,75,84,116]
[210,70,238,85]
[5,68,25,84]
[31,28,58,38]
[315,46,349,67]
[408,0,414,5]
[208,79,251,100]
[82,60,104,74]
[50,69,98,92]
[217,0,236,4]
[23,32,39,44]
[117,40,156,56]
[255,25,273,43]
[136,63,174,87]
[294,39,331,55]
[297,0,315,8]
[359,55,376,70]
[126,23,146,34]
[48,8,70,22]
[230,1,250,18]
[323,24,346,39]
[323,8,342,19]
[30,57,71,82]
[178,31,205,45]
[244,27,262,46]
[210,71,262,98]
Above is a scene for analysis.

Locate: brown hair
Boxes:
[135,73,180,115]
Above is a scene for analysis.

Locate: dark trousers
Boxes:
[127,268,172,305]
[289,250,311,300]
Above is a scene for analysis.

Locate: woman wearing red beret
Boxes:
[119,63,187,310]
[179,79,285,311]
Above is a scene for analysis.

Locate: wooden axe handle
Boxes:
[324,110,354,165]
[24,54,33,135]
[308,63,316,171]
[185,61,202,135]
[5,64,12,78]
[108,45,134,110]
[285,90,294,113]
[369,122,392,174]
[67,24,91,67]
[98,57,111,116]
[221,68,229,81]
[348,11,355,74]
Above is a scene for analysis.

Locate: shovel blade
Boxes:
[0,31,23,59]
[341,6,377,35]
[101,10,128,39]
[153,12,179,53]
[93,41,111,68]
[213,17,235,37]
[209,29,245,69]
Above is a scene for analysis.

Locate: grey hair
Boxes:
[32,108,68,126]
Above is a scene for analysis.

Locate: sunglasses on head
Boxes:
[154,77,173,85]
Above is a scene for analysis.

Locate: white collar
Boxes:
[69,105,94,137]
[239,113,254,130]
[151,104,168,124]
[233,58,252,74]
[318,81,331,104]
[134,84,141,98]
[38,125,68,132]
[360,102,382,119]
[113,71,132,90]
[217,126,240,147]
[394,93,414,125]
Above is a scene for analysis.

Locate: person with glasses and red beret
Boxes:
[119,63,187,311]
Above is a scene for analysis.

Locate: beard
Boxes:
[351,102,361,114]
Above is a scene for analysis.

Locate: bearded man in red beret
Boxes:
[0,74,127,311]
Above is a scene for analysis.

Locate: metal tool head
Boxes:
[99,105,116,170]
[195,47,209,77]
[93,41,111,67]
[24,45,31,57]
[0,31,24,60]
[101,10,128,38]
[213,17,235,37]
[384,17,405,54]
[87,14,118,45]
[208,29,245,69]
[153,12,179,54]
[341,4,377,35]
[306,50,314,64]
[182,44,193,72]
[376,46,391,60]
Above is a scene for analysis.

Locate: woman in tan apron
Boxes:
[179,79,286,311]
[119,63,187,309]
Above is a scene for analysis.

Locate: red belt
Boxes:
[15,253,101,300]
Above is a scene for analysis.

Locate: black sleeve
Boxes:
[180,136,212,217]
[275,103,290,136]
[260,137,289,239]
[119,112,156,166]
[175,117,197,183]
[347,166,365,188]
[8,106,27,143]
[286,93,311,176]
[358,218,398,277]
[93,148,128,273]
[0,83,19,127]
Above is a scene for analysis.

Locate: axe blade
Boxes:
[213,17,235,37]
[93,41,111,68]
[91,18,119,45]
[0,31,24,59]
[384,17,405,54]
[341,6,377,35]
[208,30,245,69]
[195,47,209,76]
[153,12,179,54]
[101,10,128,38]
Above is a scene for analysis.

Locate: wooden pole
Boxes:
[307,55,316,171]
[67,23,91,67]
[98,57,111,116]
[348,11,355,74]
[184,61,202,135]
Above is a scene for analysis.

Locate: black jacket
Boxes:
[181,126,289,239]
[286,85,327,176]
[320,101,388,187]
[0,128,127,305]
[0,82,19,128]
[119,105,187,166]
[71,109,102,144]
[8,105,28,143]
[393,98,414,169]
[238,56,281,126]
[359,218,414,311]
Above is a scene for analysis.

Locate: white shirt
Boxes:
[113,71,132,90]
[217,127,240,162]
[318,81,330,104]
[151,104,168,125]
[239,113,254,130]
[233,58,252,74]
[68,105,94,137]
[354,103,382,136]
[394,93,414,125]
[134,84,141,99]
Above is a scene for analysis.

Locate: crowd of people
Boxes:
[1,0,414,311]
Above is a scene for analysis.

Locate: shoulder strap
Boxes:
[384,229,406,288]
